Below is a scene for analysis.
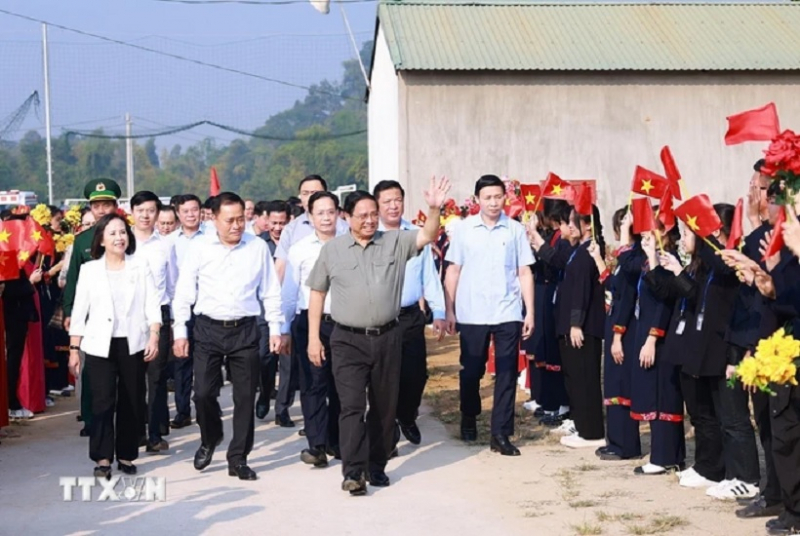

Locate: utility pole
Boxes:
[42,23,54,205]
[125,113,134,198]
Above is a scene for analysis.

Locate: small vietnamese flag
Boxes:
[519,184,541,212]
[659,146,683,200]
[724,103,780,146]
[632,198,656,235]
[763,206,785,260]
[504,196,525,219]
[574,182,594,216]
[658,188,676,231]
[726,198,744,250]
[31,220,56,258]
[674,194,722,238]
[541,173,571,199]
[631,166,670,199]
[210,166,221,197]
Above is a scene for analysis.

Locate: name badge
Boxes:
[696,313,704,331]
[676,319,686,335]
[552,288,558,305]
[634,299,640,320]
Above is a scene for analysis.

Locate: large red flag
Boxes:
[0,219,36,268]
[541,173,572,199]
[210,167,221,197]
[657,188,676,231]
[0,250,20,281]
[726,198,744,250]
[31,220,56,258]
[519,184,541,212]
[724,103,780,145]
[632,198,656,235]
[674,194,722,238]
[763,206,785,260]
[659,146,683,200]
[631,166,670,199]
[574,182,594,216]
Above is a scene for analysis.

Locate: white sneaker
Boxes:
[551,419,577,436]
[523,400,541,412]
[707,479,759,500]
[679,467,718,488]
[19,408,34,419]
[705,479,732,496]
[63,385,75,392]
[45,397,55,408]
[560,434,606,449]
[635,463,668,475]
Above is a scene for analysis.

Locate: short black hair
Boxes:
[203,196,216,210]
[210,192,244,215]
[767,180,782,198]
[130,190,161,209]
[48,205,63,217]
[253,201,270,217]
[474,174,504,197]
[544,199,568,222]
[159,205,177,218]
[299,174,327,192]
[308,191,340,213]
[266,200,291,218]
[169,194,182,207]
[91,213,136,259]
[754,159,766,173]
[175,194,201,210]
[343,190,377,216]
[373,180,404,200]
[286,196,304,218]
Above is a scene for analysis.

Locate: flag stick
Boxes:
[590,210,596,242]
[702,236,721,252]
[37,252,45,269]
[654,229,665,252]
[627,191,634,214]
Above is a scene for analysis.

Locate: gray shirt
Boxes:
[306,230,420,329]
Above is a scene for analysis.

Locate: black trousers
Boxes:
[712,376,761,484]
[85,339,145,463]
[331,324,402,477]
[193,315,260,466]
[770,384,800,524]
[145,306,171,443]
[396,307,428,425]
[173,318,194,419]
[681,374,725,482]
[458,322,521,436]
[294,311,340,450]
[257,322,278,413]
[755,389,783,504]
[275,347,299,419]
[559,335,604,441]
[4,311,29,411]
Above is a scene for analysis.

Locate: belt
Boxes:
[400,305,421,315]
[197,314,255,328]
[299,310,335,324]
[335,319,399,337]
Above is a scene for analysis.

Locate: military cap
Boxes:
[84,178,122,202]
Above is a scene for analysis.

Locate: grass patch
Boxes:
[575,463,600,472]
[596,512,644,523]
[625,515,688,535]
[570,500,599,508]
[572,522,603,535]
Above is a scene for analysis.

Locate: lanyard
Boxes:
[567,248,578,265]
[699,271,714,315]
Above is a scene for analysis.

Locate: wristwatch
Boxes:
[69,345,80,351]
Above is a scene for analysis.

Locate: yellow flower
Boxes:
[30,204,52,226]
[64,205,82,230]
[736,357,762,388]
[54,233,74,253]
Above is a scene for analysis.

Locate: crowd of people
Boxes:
[2,153,800,533]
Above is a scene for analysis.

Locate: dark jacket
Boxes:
[555,241,605,339]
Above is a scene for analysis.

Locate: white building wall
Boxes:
[389,71,800,232]
[367,25,400,194]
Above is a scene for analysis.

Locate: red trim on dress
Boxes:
[603,396,631,407]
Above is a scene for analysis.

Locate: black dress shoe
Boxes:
[159,424,170,437]
[326,445,341,460]
[767,517,800,535]
[490,435,521,456]
[228,464,257,480]
[367,470,390,487]
[398,421,422,445]
[595,446,624,461]
[117,462,137,475]
[275,413,295,428]
[170,415,192,429]
[256,398,270,420]
[76,415,83,422]
[298,428,306,437]
[736,496,784,519]
[389,448,399,459]
[146,440,170,454]
[341,473,367,496]
[461,415,478,442]
[300,447,329,468]
[93,465,112,480]
[79,426,90,437]
[193,436,223,471]
[533,407,546,418]
[539,412,570,427]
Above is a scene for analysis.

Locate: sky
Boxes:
[0,0,378,149]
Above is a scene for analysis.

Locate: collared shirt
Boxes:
[280,231,344,333]
[170,225,205,269]
[132,231,178,307]
[445,213,535,325]
[258,232,278,259]
[274,213,350,261]
[306,230,420,328]
[172,232,284,339]
[380,219,446,320]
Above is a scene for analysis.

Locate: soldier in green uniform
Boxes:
[62,178,122,436]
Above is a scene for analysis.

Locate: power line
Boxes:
[0,7,363,101]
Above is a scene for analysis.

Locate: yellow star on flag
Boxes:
[505,198,511,206]
[31,230,42,242]
[525,193,536,205]
[0,229,10,243]
[686,215,700,231]
[551,184,563,196]
[640,180,653,194]
[18,250,30,262]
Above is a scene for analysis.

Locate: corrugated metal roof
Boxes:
[377,2,800,71]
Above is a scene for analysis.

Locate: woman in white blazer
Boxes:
[68,213,162,479]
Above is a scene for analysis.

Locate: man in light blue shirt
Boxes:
[375,180,447,449]
[444,175,535,456]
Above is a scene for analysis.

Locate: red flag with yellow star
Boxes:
[0,249,20,281]
[0,219,37,268]
[519,184,541,211]
[541,173,571,199]
[632,198,656,235]
[674,194,722,238]
[659,146,683,200]
[631,166,670,199]
[30,220,56,258]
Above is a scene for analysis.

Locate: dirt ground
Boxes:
[423,334,770,536]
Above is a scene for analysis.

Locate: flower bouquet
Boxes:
[729,328,800,395]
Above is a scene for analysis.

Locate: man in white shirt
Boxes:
[173,192,283,481]
[281,192,346,467]
[130,191,179,454]
[169,194,205,430]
